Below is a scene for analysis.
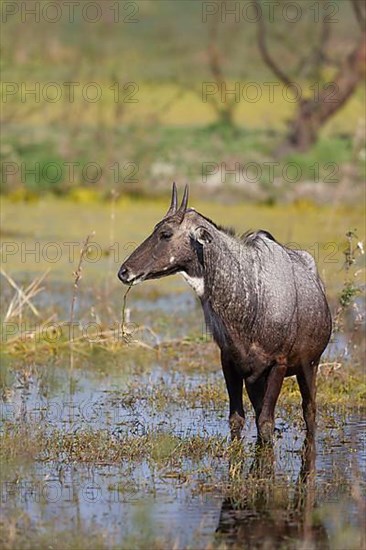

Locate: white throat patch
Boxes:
[179,272,205,297]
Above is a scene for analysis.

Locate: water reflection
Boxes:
[216,443,329,549]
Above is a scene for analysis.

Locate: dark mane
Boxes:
[241,230,277,245]
[190,209,236,236]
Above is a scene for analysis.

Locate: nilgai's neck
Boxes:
[181,225,255,311]
[203,236,254,301]
[200,234,257,346]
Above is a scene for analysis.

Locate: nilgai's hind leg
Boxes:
[297,361,319,444]
[256,361,287,444]
[221,351,245,438]
[245,377,266,433]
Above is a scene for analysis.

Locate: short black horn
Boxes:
[176,184,189,223]
[164,182,178,218]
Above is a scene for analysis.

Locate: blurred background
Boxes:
[1,0,365,203]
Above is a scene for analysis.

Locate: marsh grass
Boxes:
[0,422,239,466]
[0,270,48,322]
[0,517,111,550]
[334,229,365,331]
[112,359,365,412]
[0,267,157,358]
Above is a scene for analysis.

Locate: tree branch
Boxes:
[206,6,238,118]
[317,32,366,123]
[351,0,366,32]
[314,12,332,70]
[208,14,224,86]
[254,0,292,88]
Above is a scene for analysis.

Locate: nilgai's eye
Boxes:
[160,231,173,240]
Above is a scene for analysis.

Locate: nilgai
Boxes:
[118,184,332,443]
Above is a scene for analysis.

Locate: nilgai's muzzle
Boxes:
[117,266,130,284]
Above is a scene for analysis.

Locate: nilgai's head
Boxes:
[118,183,212,287]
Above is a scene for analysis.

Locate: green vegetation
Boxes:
[2,123,365,200]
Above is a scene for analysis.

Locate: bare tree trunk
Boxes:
[255,0,366,152]
[207,6,237,128]
[288,34,366,151]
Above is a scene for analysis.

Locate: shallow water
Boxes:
[1,330,365,549]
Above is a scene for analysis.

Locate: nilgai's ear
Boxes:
[192,226,212,245]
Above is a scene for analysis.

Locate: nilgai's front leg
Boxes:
[257,361,287,444]
[221,351,245,437]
